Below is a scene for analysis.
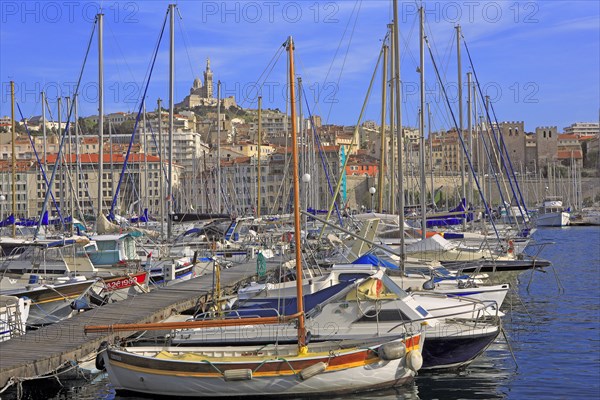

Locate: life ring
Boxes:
[507,240,514,254]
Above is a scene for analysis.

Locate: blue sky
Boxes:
[1,0,598,133]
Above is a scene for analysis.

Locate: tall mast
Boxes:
[378,45,388,213]
[287,36,306,350]
[456,24,466,229]
[10,81,16,238]
[217,80,221,213]
[74,94,80,222]
[388,24,395,213]
[474,80,483,207]
[167,3,175,239]
[428,103,434,209]
[467,72,474,210]
[41,91,47,168]
[419,7,426,239]
[393,0,405,270]
[109,120,114,197]
[66,96,74,236]
[485,95,492,205]
[58,97,63,215]
[97,12,104,221]
[158,98,164,239]
[143,100,148,221]
[257,96,262,218]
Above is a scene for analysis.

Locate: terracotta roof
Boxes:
[0,160,35,172]
[44,153,162,164]
[558,134,579,140]
[556,150,582,159]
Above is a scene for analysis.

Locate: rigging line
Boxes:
[315,0,360,114]
[303,86,343,225]
[318,41,385,237]
[325,0,363,125]
[462,36,530,226]
[440,27,456,79]
[425,35,499,239]
[35,18,97,239]
[238,44,286,108]
[16,103,65,229]
[398,12,419,70]
[109,7,169,218]
[489,101,530,224]
[107,22,139,89]
[176,9,199,81]
[425,19,454,82]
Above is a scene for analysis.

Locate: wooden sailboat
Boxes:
[85,35,424,398]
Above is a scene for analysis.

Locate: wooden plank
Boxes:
[0,262,275,388]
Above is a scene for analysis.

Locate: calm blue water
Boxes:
[7,227,600,400]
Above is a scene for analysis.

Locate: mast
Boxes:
[66,96,74,236]
[97,12,104,221]
[158,98,164,239]
[393,0,405,270]
[485,96,492,205]
[217,80,222,213]
[419,7,426,239]
[41,91,47,168]
[456,24,466,229]
[167,3,175,239]
[474,80,483,207]
[467,72,474,210]
[74,94,80,221]
[388,23,395,213]
[378,45,388,213]
[287,36,306,350]
[58,97,63,215]
[10,81,16,238]
[257,96,262,218]
[428,103,434,209]
[143,100,148,221]
[109,120,114,196]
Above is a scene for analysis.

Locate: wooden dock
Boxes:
[0,261,271,389]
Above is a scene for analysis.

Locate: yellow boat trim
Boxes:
[110,344,420,378]
[33,294,85,305]
[111,357,377,378]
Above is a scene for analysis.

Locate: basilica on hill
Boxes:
[176,58,236,109]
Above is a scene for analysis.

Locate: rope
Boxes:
[34,17,97,239]
[424,35,500,240]
[16,103,66,229]
[109,8,169,218]
[0,350,102,395]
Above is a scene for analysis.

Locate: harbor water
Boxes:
[5,226,600,400]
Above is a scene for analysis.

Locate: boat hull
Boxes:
[103,337,420,397]
[421,330,499,370]
[536,212,570,227]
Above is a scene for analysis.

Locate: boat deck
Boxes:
[0,260,277,388]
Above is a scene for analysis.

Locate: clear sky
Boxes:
[1,0,598,133]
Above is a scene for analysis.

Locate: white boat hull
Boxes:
[103,338,421,397]
[536,212,570,227]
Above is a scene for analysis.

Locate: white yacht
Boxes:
[536,198,570,227]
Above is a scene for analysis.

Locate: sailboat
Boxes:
[85,35,424,397]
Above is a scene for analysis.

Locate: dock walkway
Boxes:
[0,260,270,388]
